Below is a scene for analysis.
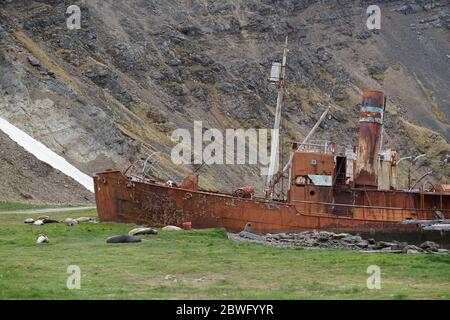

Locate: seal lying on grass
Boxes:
[32,217,59,225]
[75,217,95,223]
[128,227,157,236]
[36,234,49,244]
[106,235,142,243]
[66,218,78,226]
[162,225,182,231]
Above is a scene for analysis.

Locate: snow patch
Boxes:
[0,117,94,193]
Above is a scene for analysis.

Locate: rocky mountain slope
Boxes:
[0,0,449,200]
[0,131,94,204]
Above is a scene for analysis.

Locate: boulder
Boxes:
[27,55,41,67]
[332,233,350,239]
[420,241,439,252]
[379,241,396,248]
[24,218,34,224]
[277,233,289,240]
[356,240,369,248]
[341,235,362,243]
[391,242,407,251]
[238,230,264,241]
[318,231,333,241]
[402,245,423,254]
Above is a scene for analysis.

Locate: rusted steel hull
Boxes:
[94,171,449,238]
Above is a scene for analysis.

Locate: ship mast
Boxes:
[266,37,288,198]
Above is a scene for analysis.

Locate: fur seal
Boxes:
[66,219,78,226]
[36,234,49,244]
[75,217,95,223]
[106,235,142,243]
[128,227,157,236]
[162,225,182,231]
[42,218,59,224]
[243,222,253,233]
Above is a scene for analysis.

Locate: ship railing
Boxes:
[295,140,333,154]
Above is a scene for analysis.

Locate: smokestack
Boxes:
[354,90,385,187]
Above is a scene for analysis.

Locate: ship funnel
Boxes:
[354,90,385,187]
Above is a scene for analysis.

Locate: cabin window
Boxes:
[308,175,333,186]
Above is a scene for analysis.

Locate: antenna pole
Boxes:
[266,36,288,198]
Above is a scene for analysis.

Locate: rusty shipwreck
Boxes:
[93,40,450,240]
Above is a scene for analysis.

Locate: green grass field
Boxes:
[0,208,449,299]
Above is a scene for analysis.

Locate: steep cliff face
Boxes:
[0,0,449,200]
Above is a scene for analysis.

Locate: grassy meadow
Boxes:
[0,207,449,299]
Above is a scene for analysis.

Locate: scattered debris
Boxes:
[36,234,49,244]
[106,235,141,243]
[162,225,182,231]
[181,222,192,230]
[232,186,255,198]
[128,227,157,236]
[229,229,448,254]
[423,224,450,231]
[420,241,440,252]
[401,218,450,231]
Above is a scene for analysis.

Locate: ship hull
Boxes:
[93,171,450,244]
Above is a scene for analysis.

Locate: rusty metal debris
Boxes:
[229,229,448,254]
